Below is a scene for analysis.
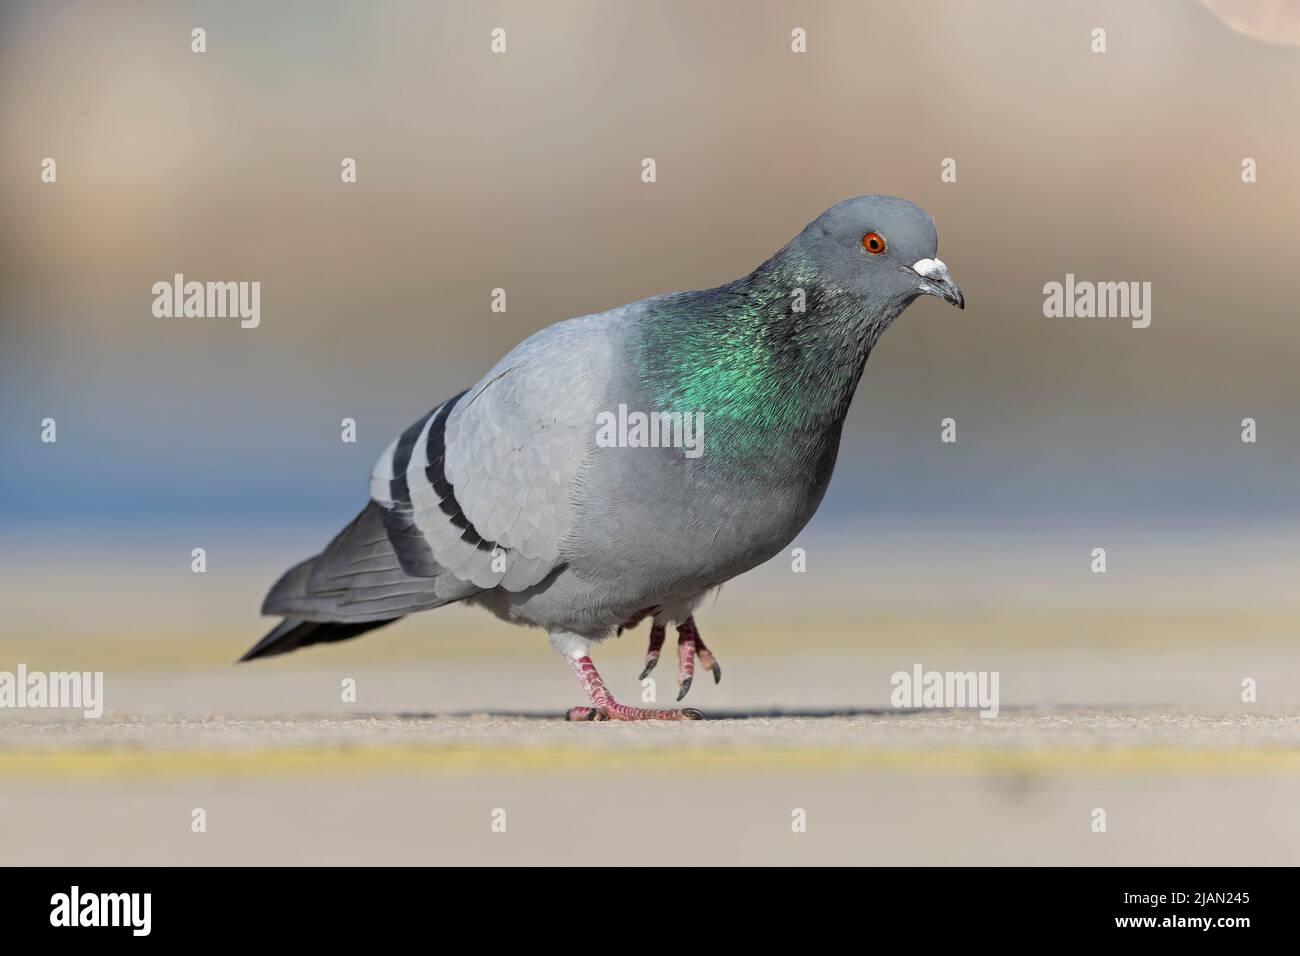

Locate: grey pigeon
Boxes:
[241,195,964,719]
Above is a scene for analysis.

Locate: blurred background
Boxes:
[2,0,1300,865]
[3,0,1299,669]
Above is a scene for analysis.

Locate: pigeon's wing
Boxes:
[370,315,612,591]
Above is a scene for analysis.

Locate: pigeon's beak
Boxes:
[910,258,965,310]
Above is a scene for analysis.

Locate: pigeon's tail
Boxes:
[240,501,471,663]
[239,617,398,661]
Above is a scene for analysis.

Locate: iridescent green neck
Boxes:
[633,255,883,456]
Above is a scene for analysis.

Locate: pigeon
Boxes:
[241,195,964,719]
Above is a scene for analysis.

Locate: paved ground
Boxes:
[4,705,1299,866]
[4,580,1300,865]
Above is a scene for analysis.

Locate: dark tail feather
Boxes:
[239,617,399,662]
[243,501,481,664]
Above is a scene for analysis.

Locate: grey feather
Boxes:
[261,501,475,624]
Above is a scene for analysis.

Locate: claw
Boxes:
[696,644,721,685]
[676,629,696,699]
[681,708,705,720]
[639,623,667,682]
[674,615,723,698]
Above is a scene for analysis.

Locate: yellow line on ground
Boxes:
[3,746,1300,780]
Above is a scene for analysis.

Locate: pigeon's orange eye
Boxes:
[861,232,886,255]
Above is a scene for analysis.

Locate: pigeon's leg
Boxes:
[638,622,667,680]
[564,653,703,721]
[675,616,721,702]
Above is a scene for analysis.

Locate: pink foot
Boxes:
[635,616,722,701]
[674,616,721,701]
[565,654,703,721]
[631,621,717,702]
[638,623,667,680]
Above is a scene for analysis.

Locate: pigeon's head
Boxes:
[791,195,964,312]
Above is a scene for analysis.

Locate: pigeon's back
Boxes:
[370,310,624,594]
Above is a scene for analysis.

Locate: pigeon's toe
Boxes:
[674,616,720,700]
[697,646,722,685]
[636,616,720,700]
[638,622,667,681]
